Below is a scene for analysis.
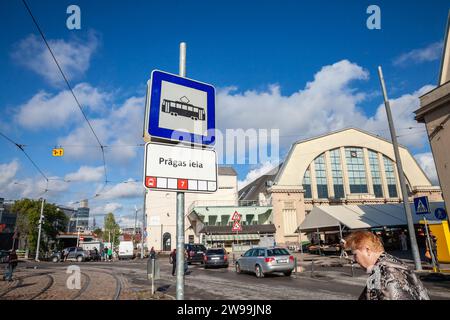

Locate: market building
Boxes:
[240,127,443,247]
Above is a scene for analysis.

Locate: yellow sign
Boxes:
[52,148,64,157]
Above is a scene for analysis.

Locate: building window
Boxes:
[302,166,312,199]
[383,156,398,198]
[209,215,217,226]
[221,215,230,226]
[330,149,344,199]
[368,150,383,198]
[245,214,254,225]
[314,154,328,199]
[345,147,368,193]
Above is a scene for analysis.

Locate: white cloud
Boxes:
[414,152,439,185]
[91,202,123,215]
[11,32,99,86]
[57,95,145,163]
[65,165,104,182]
[116,215,142,229]
[364,85,434,148]
[15,83,110,130]
[0,162,69,201]
[217,60,369,140]
[96,179,143,200]
[217,59,432,152]
[238,161,280,190]
[393,42,443,66]
[0,160,19,187]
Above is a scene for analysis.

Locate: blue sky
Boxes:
[0,0,448,227]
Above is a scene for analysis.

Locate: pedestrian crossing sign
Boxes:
[414,196,430,215]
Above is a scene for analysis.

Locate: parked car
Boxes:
[50,250,63,263]
[51,247,91,262]
[235,247,295,278]
[0,250,9,264]
[118,241,134,260]
[203,248,228,269]
[185,244,207,265]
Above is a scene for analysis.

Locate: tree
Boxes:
[103,212,121,246]
[92,227,103,239]
[12,199,68,253]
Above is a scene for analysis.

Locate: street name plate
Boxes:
[143,142,217,193]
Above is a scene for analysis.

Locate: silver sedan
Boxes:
[235,247,295,278]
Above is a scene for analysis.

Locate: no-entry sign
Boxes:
[143,142,217,192]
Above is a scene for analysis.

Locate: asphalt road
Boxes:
[2,257,450,300]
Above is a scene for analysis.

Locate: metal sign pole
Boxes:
[141,189,147,259]
[423,215,438,272]
[378,66,422,271]
[176,42,187,300]
[35,198,45,261]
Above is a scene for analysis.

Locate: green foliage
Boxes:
[93,227,103,239]
[12,198,68,252]
[103,212,121,246]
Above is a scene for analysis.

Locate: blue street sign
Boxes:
[413,196,430,215]
[145,70,216,145]
[435,208,447,220]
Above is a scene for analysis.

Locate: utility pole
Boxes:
[141,189,147,259]
[377,66,422,271]
[35,198,45,262]
[134,205,139,245]
[176,42,187,300]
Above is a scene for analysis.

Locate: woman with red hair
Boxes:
[344,231,429,300]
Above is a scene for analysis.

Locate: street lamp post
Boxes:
[35,198,45,262]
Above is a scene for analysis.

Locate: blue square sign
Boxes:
[414,196,430,215]
[145,70,215,146]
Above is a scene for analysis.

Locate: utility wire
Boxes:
[21,0,108,185]
[0,132,48,183]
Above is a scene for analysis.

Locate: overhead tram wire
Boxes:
[21,0,108,190]
[0,132,49,191]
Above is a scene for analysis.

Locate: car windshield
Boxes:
[207,249,224,255]
[267,248,290,256]
[190,245,206,251]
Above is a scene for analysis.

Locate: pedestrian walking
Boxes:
[102,247,107,261]
[150,247,156,259]
[170,249,177,276]
[344,231,430,300]
[3,250,18,282]
[399,231,408,251]
[107,247,113,261]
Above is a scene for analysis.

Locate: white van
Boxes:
[118,241,134,259]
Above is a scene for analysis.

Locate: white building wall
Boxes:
[146,173,238,251]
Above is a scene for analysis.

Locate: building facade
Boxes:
[146,167,239,251]
[241,128,443,246]
[414,12,450,222]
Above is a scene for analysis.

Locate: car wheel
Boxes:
[255,265,264,278]
[76,256,83,262]
[204,265,208,269]
[52,256,59,263]
[284,270,292,277]
[235,263,241,274]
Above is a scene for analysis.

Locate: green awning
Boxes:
[207,234,260,241]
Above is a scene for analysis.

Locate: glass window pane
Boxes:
[345,147,368,194]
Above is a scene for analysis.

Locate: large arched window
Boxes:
[330,149,344,199]
[314,154,328,198]
[302,166,312,199]
[383,156,398,198]
[345,147,368,193]
[368,150,383,198]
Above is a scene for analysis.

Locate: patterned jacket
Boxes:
[359,252,430,300]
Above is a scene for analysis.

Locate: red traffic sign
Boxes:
[79,237,84,241]
[231,211,241,221]
[232,220,242,232]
